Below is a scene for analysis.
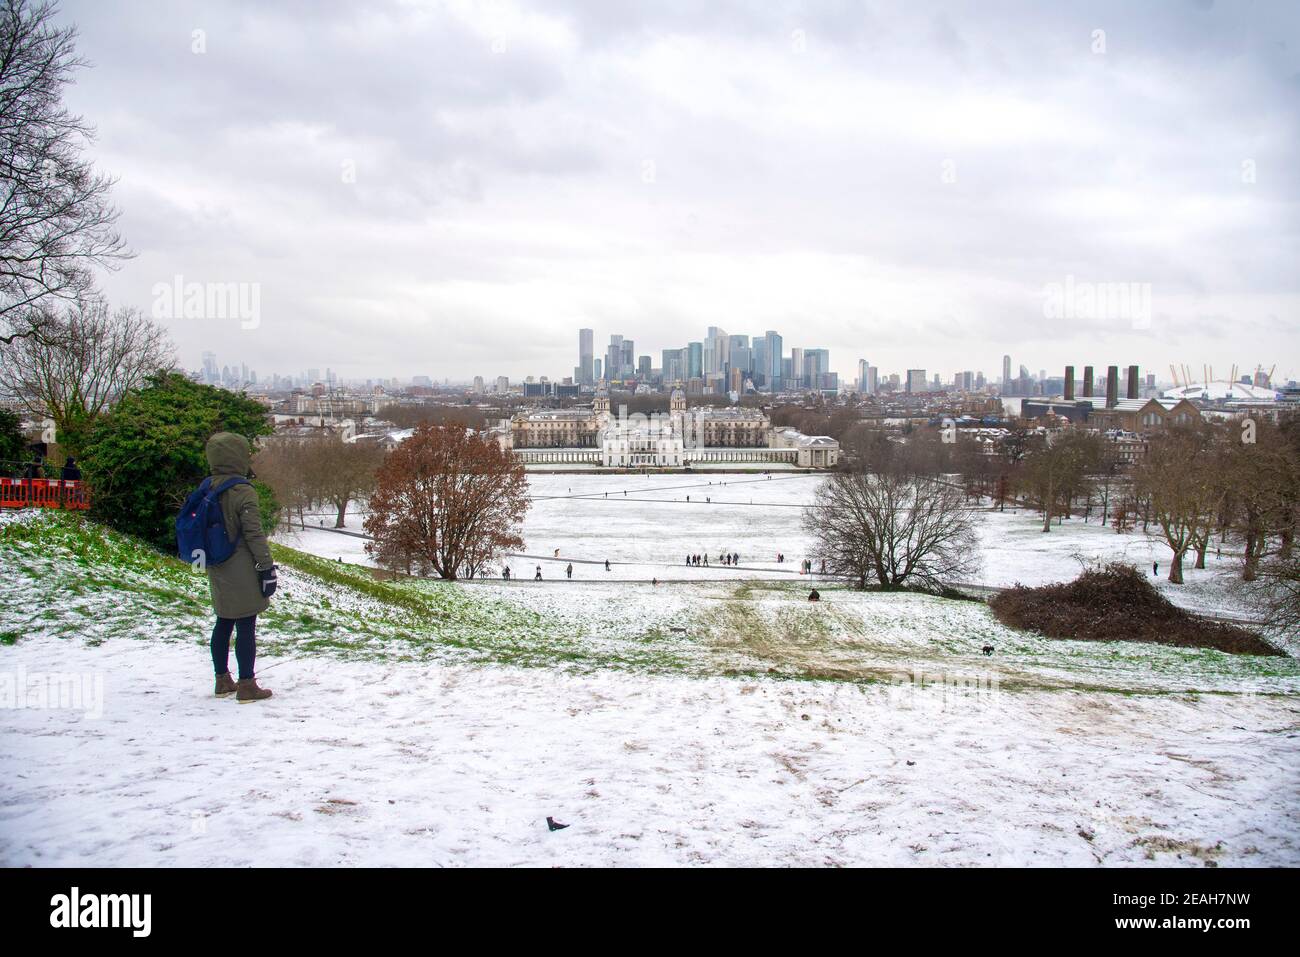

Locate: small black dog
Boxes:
[981,645,994,656]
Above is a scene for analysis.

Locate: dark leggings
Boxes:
[211,616,257,680]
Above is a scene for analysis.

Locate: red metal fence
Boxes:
[0,478,89,510]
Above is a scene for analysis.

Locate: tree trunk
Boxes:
[334,498,347,528]
[1194,540,1207,570]
[1168,550,1184,584]
[1243,530,1259,582]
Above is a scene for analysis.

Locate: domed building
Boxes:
[1161,381,1279,402]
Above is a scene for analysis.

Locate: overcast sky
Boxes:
[60,0,1300,385]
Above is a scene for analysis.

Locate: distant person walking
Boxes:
[566,563,573,579]
[502,566,511,580]
[605,559,611,571]
[199,433,275,703]
[1153,561,1159,576]
[535,565,542,580]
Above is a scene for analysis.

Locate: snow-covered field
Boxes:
[3,635,1297,867]
[279,472,1258,617]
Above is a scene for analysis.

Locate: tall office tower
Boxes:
[1002,355,1011,388]
[661,349,679,383]
[751,336,768,385]
[594,358,602,382]
[790,348,804,387]
[606,335,623,382]
[202,351,218,384]
[473,375,484,393]
[906,369,927,394]
[496,375,509,392]
[764,331,783,386]
[864,365,878,395]
[638,355,651,378]
[857,359,868,392]
[579,328,594,385]
[727,334,751,375]
[804,349,830,389]
[621,340,634,377]
[307,368,320,384]
[702,327,728,375]
[781,357,793,385]
[687,341,703,379]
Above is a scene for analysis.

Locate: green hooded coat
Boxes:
[204,432,273,619]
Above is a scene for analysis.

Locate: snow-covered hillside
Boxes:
[3,510,1298,867]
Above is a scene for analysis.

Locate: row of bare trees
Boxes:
[254,437,384,530]
[257,426,529,582]
[1135,421,1300,586]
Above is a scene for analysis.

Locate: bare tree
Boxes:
[253,439,317,530]
[0,0,130,343]
[0,299,172,449]
[1018,430,1100,532]
[1251,549,1300,635]
[804,469,979,592]
[364,425,528,581]
[1134,427,1219,584]
[311,436,383,528]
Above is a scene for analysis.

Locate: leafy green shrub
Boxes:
[79,372,272,551]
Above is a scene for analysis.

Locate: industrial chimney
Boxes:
[1127,365,1139,400]
[1106,366,1119,408]
[1064,365,1075,400]
[1082,365,1094,398]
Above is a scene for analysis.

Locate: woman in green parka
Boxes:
[204,432,277,702]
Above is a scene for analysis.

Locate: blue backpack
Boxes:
[176,477,251,566]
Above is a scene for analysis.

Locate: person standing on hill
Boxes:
[203,433,276,703]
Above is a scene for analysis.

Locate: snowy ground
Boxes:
[279,472,1260,617]
[4,505,1296,868]
[3,635,1297,867]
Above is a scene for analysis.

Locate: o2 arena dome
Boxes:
[1161,381,1279,401]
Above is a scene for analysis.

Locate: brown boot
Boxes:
[236,677,272,703]
[215,672,237,697]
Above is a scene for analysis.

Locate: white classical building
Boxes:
[770,427,840,468]
[505,388,839,469]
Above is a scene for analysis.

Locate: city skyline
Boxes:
[55,0,1299,383]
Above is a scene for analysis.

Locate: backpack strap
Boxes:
[208,476,250,499]
[207,476,253,548]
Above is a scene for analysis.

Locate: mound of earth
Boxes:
[988,563,1281,656]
